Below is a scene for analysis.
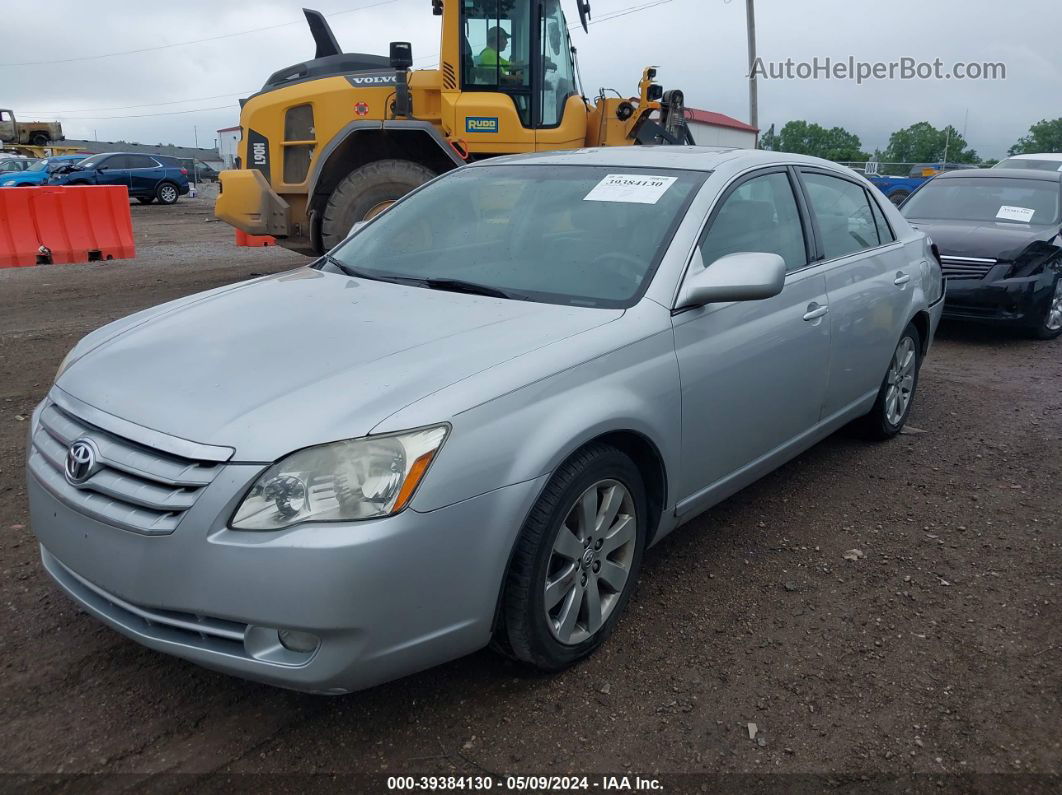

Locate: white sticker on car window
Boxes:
[584,174,677,204]
[996,205,1036,222]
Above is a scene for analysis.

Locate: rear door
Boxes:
[672,168,831,513]
[126,155,164,196]
[796,168,913,417]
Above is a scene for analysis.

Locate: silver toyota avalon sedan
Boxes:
[28,147,944,693]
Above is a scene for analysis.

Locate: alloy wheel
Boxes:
[160,185,177,203]
[884,335,917,426]
[544,479,637,645]
[1046,279,1062,332]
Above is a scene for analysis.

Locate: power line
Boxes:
[44,105,235,121]
[20,91,254,116]
[0,0,399,68]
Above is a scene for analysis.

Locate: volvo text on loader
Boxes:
[216,1,693,255]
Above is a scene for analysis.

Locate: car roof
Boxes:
[1004,153,1062,161]
[934,167,1062,183]
[469,146,830,172]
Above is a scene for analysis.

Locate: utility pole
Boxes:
[746,0,758,131]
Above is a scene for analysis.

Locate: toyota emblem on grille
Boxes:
[65,439,98,485]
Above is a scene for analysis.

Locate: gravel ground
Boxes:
[0,190,1059,790]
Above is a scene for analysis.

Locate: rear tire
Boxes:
[29,132,49,147]
[500,443,647,672]
[859,323,922,440]
[320,159,435,251]
[155,182,179,205]
[1029,275,1062,340]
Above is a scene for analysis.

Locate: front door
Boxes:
[95,155,131,189]
[672,168,831,514]
[0,111,15,143]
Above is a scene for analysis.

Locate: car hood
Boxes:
[56,267,623,461]
[905,217,1059,261]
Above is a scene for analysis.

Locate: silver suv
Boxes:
[28,147,944,693]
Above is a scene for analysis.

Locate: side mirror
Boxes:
[677,252,786,308]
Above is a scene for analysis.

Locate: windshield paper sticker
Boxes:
[996,205,1035,222]
[584,174,677,204]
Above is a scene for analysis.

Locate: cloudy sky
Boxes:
[2,0,1058,159]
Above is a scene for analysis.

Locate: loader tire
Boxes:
[320,159,435,251]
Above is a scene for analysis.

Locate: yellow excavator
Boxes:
[216,1,693,255]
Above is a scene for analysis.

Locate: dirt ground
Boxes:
[0,189,1058,791]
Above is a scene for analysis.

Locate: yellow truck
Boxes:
[0,109,64,148]
[216,1,692,255]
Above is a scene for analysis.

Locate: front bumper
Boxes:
[215,168,290,238]
[28,456,546,694]
[942,270,1055,327]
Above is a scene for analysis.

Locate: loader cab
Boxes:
[455,0,584,149]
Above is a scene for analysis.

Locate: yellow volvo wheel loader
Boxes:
[216,1,693,255]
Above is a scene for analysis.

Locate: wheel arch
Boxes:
[909,308,931,356]
[488,428,670,643]
[306,121,464,244]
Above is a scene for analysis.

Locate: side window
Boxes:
[126,155,158,169]
[101,155,130,170]
[699,171,808,273]
[539,0,576,127]
[801,172,880,259]
[867,193,895,243]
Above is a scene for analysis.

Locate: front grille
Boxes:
[29,402,220,535]
[42,549,248,657]
[940,256,996,280]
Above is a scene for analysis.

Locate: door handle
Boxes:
[802,304,829,321]
[894,272,912,286]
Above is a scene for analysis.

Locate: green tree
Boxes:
[883,122,978,165]
[1008,118,1062,155]
[762,120,869,161]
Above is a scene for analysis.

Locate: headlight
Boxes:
[230,425,449,530]
[1,180,16,186]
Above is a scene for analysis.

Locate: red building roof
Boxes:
[684,108,758,133]
[216,125,241,133]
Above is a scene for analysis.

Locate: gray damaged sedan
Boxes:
[28,147,944,693]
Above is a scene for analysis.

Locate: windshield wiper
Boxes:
[322,255,418,285]
[422,278,519,299]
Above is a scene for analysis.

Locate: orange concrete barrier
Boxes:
[235,229,276,247]
[0,185,135,268]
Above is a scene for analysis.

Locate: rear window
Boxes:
[901,177,1062,225]
[995,158,1062,173]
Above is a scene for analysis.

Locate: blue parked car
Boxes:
[0,155,88,187]
[49,152,190,204]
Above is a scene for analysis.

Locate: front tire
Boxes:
[1029,275,1062,340]
[860,323,922,440]
[500,443,647,671]
[137,196,155,205]
[320,159,435,251]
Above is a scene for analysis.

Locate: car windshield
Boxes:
[326,165,705,308]
[995,158,1062,173]
[901,177,1061,225]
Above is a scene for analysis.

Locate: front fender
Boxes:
[393,310,683,515]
